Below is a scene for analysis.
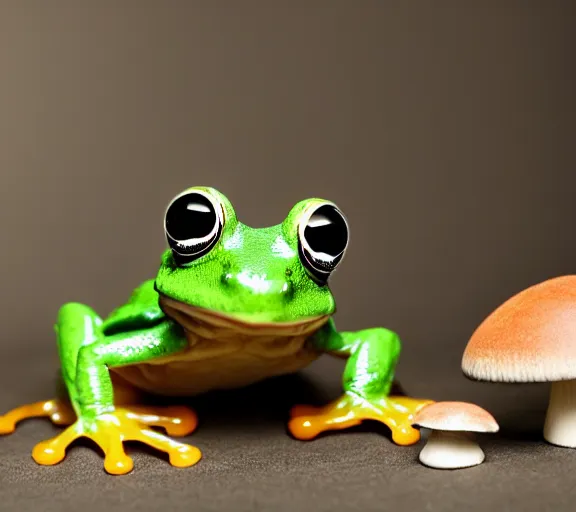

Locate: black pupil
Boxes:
[304,205,348,256]
[166,193,217,241]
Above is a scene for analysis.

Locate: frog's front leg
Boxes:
[0,303,200,475]
[288,320,434,445]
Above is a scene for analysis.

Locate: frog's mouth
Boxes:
[158,295,330,336]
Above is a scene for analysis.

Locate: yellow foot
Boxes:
[31,406,201,475]
[0,399,75,434]
[288,393,434,445]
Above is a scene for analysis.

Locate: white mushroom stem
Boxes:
[418,430,485,469]
[543,379,576,448]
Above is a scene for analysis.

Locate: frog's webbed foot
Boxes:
[0,399,76,434]
[288,393,434,445]
[32,406,201,475]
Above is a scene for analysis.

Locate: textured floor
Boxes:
[0,349,574,512]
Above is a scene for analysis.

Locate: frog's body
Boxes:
[109,280,325,396]
[0,187,432,475]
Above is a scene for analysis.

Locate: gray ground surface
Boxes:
[0,350,573,512]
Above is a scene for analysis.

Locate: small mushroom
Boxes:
[412,401,499,469]
[462,275,576,448]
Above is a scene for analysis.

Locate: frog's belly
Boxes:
[112,343,320,396]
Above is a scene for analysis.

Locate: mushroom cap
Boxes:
[462,275,576,383]
[412,401,499,433]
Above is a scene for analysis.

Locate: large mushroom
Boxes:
[412,401,499,469]
[462,275,576,448]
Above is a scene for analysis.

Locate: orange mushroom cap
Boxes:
[412,401,499,433]
[462,275,576,382]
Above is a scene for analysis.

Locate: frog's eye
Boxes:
[164,190,223,264]
[298,203,349,284]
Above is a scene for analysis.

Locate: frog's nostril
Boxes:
[220,272,234,286]
[280,280,294,298]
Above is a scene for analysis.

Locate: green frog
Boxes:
[0,187,432,475]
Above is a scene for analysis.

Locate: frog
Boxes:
[0,186,433,475]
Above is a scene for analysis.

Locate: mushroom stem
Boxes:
[543,379,576,448]
[418,430,485,469]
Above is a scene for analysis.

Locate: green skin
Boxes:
[2,186,417,474]
[62,188,400,420]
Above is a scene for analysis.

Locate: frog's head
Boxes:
[155,186,349,327]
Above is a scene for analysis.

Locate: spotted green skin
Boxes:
[57,187,401,424]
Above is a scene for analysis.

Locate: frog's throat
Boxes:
[158,295,330,337]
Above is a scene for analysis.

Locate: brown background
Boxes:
[0,2,575,511]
